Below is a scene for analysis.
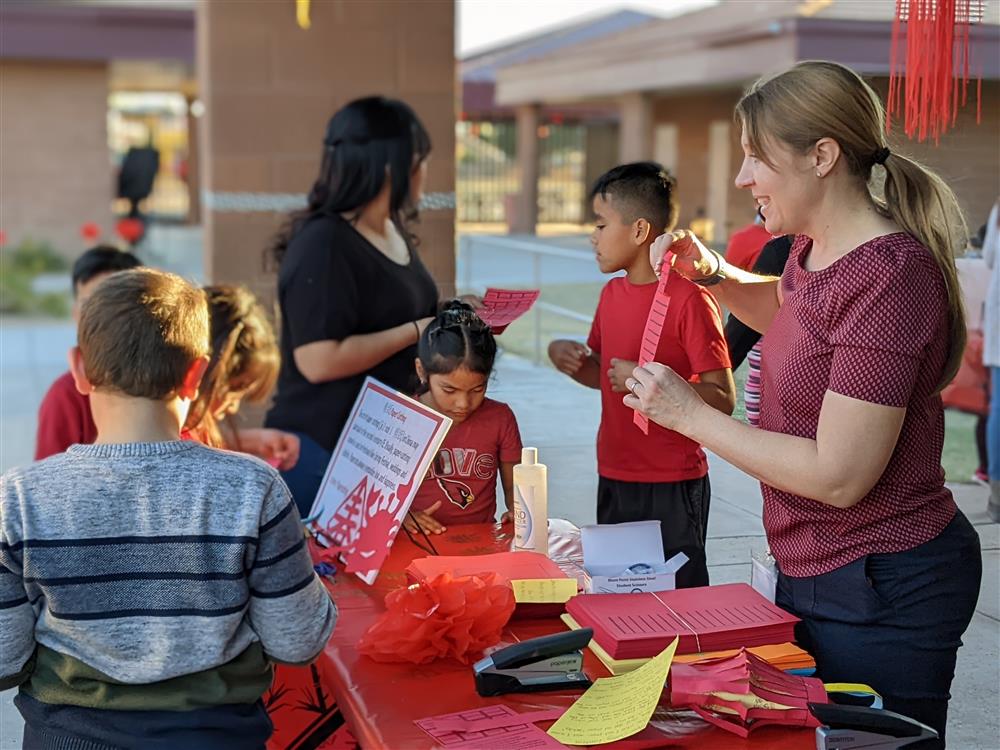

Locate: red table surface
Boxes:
[316,522,815,750]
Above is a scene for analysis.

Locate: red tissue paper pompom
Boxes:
[358,572,515,665]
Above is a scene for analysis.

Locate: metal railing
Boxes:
[457,234,601,364]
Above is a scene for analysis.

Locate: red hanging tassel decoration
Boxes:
[887,0,984,144]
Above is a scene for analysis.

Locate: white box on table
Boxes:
[580,520,688,594]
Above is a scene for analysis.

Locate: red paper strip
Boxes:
[633,263,672,435]
[428,708,565,733]
[415,705,566,748]
[477,288,541,334]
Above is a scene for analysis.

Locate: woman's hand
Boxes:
[650,230,718,281]
[403,501,447,535]
[607,358,637,393]
[238,428,300,470]
[623,362,705,433]
[500,510,513,524]
[415,316,434,339]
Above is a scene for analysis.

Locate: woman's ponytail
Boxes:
[880,153,967,389]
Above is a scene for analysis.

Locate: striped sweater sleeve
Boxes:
[0,526,36,689]
[248,479,336,664]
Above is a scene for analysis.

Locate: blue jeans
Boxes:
[776,512,981,748]
[280,432,332,517]
[988,367,1000,481]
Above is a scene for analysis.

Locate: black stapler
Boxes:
[810,703,940,750]
[474,629,593,697]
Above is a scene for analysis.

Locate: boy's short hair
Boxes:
[590,162,679,233]
[79,269,210,399]
[71,246,142,294]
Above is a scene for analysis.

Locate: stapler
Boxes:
[809,703,940,750]
[474,629,593,696]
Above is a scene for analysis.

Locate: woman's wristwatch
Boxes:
[694,248,728,287]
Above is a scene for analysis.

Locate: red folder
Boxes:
[565,583,799,659]
[406,552,572,618]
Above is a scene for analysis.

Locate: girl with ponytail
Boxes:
[627,61,980,747]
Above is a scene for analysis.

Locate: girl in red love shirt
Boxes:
[629,61,980,749]
[405,301,523,535]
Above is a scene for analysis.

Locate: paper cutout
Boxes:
[510,578,578,604]
[669,648,828,738]
[477,288,541,334]
[428,708,565,733]
[633,263,672,434]
[416,705,567,749]
[310,377,451,584]
[547,637,678,745]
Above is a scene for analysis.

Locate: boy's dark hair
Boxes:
[78,269,210,399]
[590,161,679,233]
[417,301,497,385]
[71,245,142,294]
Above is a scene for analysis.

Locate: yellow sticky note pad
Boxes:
[547,636,678,746]
[510,578,578,604]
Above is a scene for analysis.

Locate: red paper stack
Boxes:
[565,583,799,658]
[406,552,573,618]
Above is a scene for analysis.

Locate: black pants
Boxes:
[596,474,710,588]
[17,693,271,750]
[776,512,981,749]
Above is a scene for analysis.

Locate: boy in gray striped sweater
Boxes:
[0,269,337,750]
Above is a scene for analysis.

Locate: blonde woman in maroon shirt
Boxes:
[626,61,981,748]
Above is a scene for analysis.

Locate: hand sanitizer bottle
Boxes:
[513,447,548,555]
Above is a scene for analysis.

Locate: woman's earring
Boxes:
[816,170,822,177]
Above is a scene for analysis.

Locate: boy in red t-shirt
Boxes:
[549,162,735,587]
[35,246,142,460]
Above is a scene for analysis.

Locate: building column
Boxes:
[185,96,201,225]
[618,92,652,163]
[510,103,540,234]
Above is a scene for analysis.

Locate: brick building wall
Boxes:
[196,0,457,301]
[0,61,113,259]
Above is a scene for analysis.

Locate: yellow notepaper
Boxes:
[547,636,679,746]
[510,578,577,604]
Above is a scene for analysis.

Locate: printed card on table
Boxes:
[309,377,451,585]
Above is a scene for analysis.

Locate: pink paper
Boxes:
[477,288,541,334]
[416,705,567,748]
[429,708,565,733]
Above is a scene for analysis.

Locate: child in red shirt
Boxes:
[405,302,523,533]
[549,162,735,587]
[35,246,141,460]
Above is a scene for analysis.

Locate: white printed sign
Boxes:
[309,377,451,584]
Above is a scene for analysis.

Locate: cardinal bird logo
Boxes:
[437,477,475,509]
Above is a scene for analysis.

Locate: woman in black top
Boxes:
[265,97,440,514]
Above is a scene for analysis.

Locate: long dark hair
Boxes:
[417,301,497,391]
[267,96,432,268]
